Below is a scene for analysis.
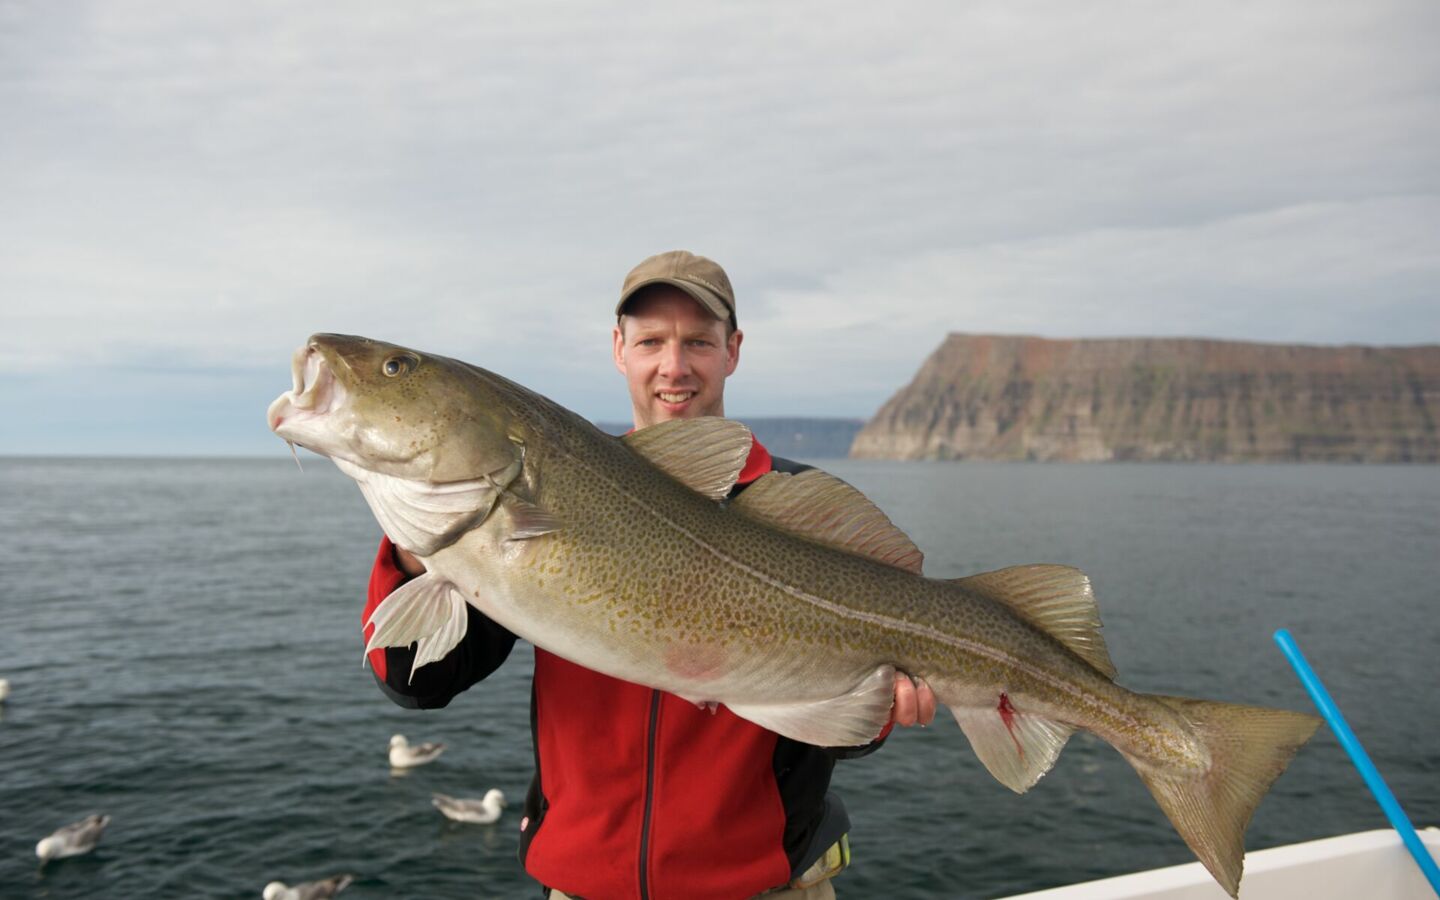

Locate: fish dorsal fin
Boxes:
[621,417,753,500]
[729,469,924,574]
[953,565,1116,678]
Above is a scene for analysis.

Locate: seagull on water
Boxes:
[262,874,354,900]
[389,733,445,769]
[432,788,506,824]
[36,814,110,862]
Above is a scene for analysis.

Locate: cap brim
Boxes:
[616,277,732,322]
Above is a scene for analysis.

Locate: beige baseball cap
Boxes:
[616,250,736,326]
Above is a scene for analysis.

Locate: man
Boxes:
[361,250,935,899]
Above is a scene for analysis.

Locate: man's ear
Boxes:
[725,328,743,376]
[613,323,627,374]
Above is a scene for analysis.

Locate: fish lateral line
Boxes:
[590,465,1138,727]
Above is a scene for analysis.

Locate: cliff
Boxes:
[850,335,1440,462]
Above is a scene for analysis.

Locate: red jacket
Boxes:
[362,437,885,899]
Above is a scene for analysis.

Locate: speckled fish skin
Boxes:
[268,333,1320,898]
[269,334,1096,709]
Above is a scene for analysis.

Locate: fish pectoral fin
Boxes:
[728,470,924,574]
[951,694,1074,794]
[725,665,897,747]
[503,495,562,540]
[622,417,753,500]
[363,572,470,683]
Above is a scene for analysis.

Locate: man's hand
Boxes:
[394,545,427,578]
[892,671,937,727]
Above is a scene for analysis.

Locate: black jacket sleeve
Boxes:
[365,537,519,709]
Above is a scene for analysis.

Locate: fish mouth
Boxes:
[267,344,348,442]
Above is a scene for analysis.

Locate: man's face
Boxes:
[613,286,743,429]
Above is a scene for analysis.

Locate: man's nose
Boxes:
[658,342,690,378]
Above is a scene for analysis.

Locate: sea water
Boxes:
[1,457,1437,899]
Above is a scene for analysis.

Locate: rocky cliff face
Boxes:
[850,335,1440,462]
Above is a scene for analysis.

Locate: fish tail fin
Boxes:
[1126,694,1321,898]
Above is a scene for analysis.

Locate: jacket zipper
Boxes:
[637,689,661,899]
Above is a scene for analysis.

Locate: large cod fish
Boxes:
[268,333,1319,897]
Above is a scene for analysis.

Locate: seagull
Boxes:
[432,789,506,824]
[389,733,445,769]
[0,678,10,702]
[35,814,110,862]
[262,874,354,900]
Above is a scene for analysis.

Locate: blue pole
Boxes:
[1273,628,1440,896]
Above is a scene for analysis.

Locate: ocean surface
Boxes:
[2,457,1437,899]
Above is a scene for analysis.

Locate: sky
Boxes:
[2,0,1437,456]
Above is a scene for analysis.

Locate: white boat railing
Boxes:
[999,827,1440,900]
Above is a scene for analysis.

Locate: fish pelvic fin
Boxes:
[953,565,1116,679]
[950,694,1075,793]
[1126,695,1322,898]
[363,573,471,683]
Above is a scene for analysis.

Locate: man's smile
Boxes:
[614,285,742,427]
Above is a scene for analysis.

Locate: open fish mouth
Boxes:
[267,344,347,439]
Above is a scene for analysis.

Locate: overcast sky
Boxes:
[3,0,1437,455]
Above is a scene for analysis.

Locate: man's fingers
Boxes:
[892,672,937,727]
[893,672,917,726]
[915,676,938,726]
[394,545,428,577]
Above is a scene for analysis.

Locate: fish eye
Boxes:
[382,355,418,377]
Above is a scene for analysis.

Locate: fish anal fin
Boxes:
[953,565,1116,678]
[726,665,896,747]
[951,693,1074,793]
[363,572,470,682]
[621,417,753,500]
[729,470,924,574]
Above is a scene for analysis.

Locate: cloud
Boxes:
[734,193,1440,415]
[1,0,1437,451]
